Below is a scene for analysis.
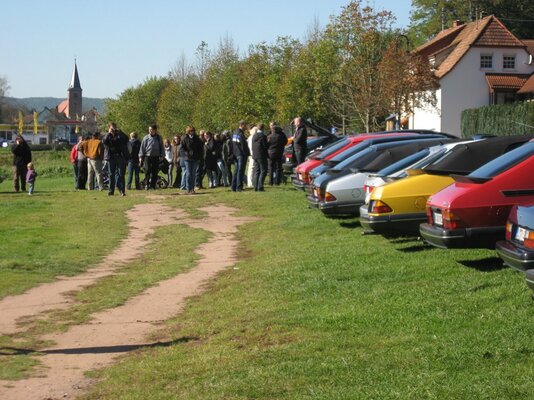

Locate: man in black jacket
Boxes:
[229,120,250,192]
[251,123,268,191]
[11,136,32,192]
[103,122,129,196]
[293,117,308,165]
[267,122,288,185]
[180,126,203,194]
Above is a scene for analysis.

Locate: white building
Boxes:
[410,16,534,137]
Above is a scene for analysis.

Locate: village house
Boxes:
[410,15,534,137]
[0,62,100,145]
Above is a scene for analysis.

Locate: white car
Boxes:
[316,138,452,216]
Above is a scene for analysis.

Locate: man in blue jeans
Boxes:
[229,121,250,192]
[102,122,129,196]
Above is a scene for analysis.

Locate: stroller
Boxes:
[141,158,169,189]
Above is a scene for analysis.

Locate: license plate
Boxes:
[516,227,527,242]
[433,212,443,226]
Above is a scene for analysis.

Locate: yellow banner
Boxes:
[33,111,38,134]
[18,110,23,134]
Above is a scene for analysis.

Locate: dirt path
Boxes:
[0,203,256,400]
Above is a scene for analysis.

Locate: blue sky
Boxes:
[1,0,412,99]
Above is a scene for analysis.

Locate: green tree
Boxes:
[325,1,398,132]
[410,0,534,44]
[105,76,168,136]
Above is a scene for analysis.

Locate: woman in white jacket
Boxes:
[246,126,257,188]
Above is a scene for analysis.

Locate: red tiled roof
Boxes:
[485,73,530,92]
[57,99,68,115]
[474,17,526,47]
[522,40,534,57]
[415,16,527,79]
[518,73,534,94]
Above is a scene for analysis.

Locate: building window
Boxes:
[480,54,493,69]
[503,55,515,69]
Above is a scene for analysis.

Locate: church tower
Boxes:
[67,61,82,119]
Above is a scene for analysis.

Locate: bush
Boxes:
[461,102,534,137]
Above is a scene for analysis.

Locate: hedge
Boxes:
[461,101,534,138]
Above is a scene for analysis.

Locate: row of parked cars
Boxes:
[288,130,534,298]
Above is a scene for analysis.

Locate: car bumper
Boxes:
[495,240,534,272]
[419,223,505,249]
[526,269,534,293]
[292,177,308,191]
[318,200,362,217]
[306,194,320,209]
[359,211,426,237]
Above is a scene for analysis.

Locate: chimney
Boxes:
[452,20,464,28]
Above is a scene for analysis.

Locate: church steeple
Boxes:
[66,60,82,119]
[69,60,82,90]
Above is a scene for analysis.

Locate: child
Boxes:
[26,162,37,195]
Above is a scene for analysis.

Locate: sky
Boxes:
[1,0,412,99]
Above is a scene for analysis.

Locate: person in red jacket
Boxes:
[70,137,81,189]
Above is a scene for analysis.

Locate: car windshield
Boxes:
[332,147,377,171]
[315,138,350,160]
[375,148,431,177]
[468,141,534,179]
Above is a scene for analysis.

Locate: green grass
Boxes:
[1,166,534,398]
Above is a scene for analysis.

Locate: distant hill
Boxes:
[4,97,106,115]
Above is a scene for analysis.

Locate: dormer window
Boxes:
[503,55,515,69]
[480,54,493,69]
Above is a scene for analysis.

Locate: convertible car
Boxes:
[361,135,534,236]
[496,205,534,272]
[420,140,534,249]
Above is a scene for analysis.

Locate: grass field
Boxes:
[1,157,534,399]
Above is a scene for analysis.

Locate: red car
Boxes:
[420,140,534,249]
[292,130,453,191]
[496,205,534,272]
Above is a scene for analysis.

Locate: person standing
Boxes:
[214,133,228,187]
[229,120,250,192]
[171,135,182,188]
[103,122,129,196]
[70,137,80,189]
[180,126,203,194]
[204,132,218,188]
[127,132,141,190]
[221,131,232,186]
[11,135,32,193]
[293,117,308,165]
[26,162,37,196]
[164,138,173,188]
[267,122,288,185]
[79,132,104,190]
[251,123,268,191]
[139,124,164,190]
[76,135,89,190]
[246,125,254,188]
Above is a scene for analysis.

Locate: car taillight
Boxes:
[524,232,534,249]
[370,200,392,214]
[325,192,336,202]
[363,184,374,194]
[441,209,462,230]
[302,172,310,184]
[426,206,433,224]
[505,221,512,240]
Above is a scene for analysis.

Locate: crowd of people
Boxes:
[64,119,303,196]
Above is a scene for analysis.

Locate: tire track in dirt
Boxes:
[0,204,256,400]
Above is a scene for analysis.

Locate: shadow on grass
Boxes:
[339,221,360,229]
[396,244,435,253]
[458,257,507,272]
[0,336,199,356]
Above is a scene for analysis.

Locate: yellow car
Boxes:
[359,135,534,236]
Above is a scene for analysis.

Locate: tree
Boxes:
[377,40,438,127]
[409,0,534,44]
[0,75,9,122]
[324,1,398,132]
[105,76,169,136]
